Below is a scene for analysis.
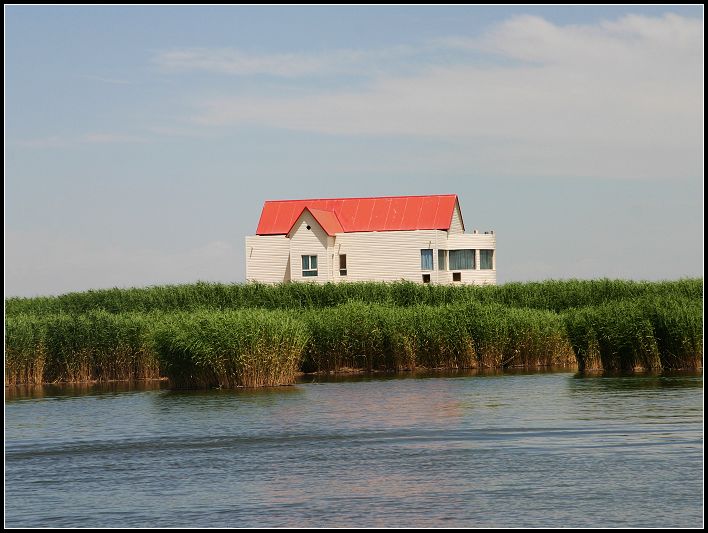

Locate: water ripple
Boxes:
[5,371,703,528]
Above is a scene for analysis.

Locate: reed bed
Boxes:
[5,311,160,385]
[6,278,702,315]
[5,314,48,385]
[301,302,576,373]
[643,297,703,370]
[5,279,702,387]
[563,296,703,372]
[152,310,309,388]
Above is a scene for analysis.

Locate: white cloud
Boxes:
[5,231,243,297]
[153,45,415,77]
[156,48,329,77]
[183,13,701,180]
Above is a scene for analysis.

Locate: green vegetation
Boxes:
[6,311,159,385]
[153,310,308,388]
[564,296,703,372]
[301,301,575,373]
[6,278,702,315]
[5,279,703,387]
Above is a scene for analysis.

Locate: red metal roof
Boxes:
[256,194,460,235]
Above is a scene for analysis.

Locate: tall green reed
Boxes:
[5,311,160,385]
[7,279,702,315]
[152,310,309,388]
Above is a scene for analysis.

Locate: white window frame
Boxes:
[302,255,318,277]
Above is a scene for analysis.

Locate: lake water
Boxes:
[5,370,703,528]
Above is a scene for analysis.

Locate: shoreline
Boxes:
[6,363,705,391]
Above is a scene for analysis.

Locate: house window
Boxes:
[422,274,431,284]
[302,255,318,277]
[438,250,447,271]
[420,249,433,270]
[449,249,475,270]
[453,272,462,282]
[339,254,347,276]
[480,250,494,270]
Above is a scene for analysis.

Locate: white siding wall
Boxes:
[327,236,336,280]
[332,230,446,283]
[436,269,497,285]
[444,233,496,250]
[448,202,465,235]
[245,235,291,283]
[288,212,331,283]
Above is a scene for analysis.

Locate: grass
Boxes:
[4,279,703,387]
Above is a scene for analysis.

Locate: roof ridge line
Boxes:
[263,194,457,203]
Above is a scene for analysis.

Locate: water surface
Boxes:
[5,370,703,527]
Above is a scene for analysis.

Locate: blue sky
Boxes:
[5,6,704,296]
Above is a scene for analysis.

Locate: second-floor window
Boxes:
[302,255,318,277]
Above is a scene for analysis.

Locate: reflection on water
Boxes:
[571,370,704,391]
[5,379,167,401]
[5,368,566,401]
[5,370,703,528]
[297,365,576,384]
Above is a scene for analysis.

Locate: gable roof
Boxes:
[256,194,461,235]
[288,207,344,236]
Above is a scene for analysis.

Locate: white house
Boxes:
[245,194,496,285]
